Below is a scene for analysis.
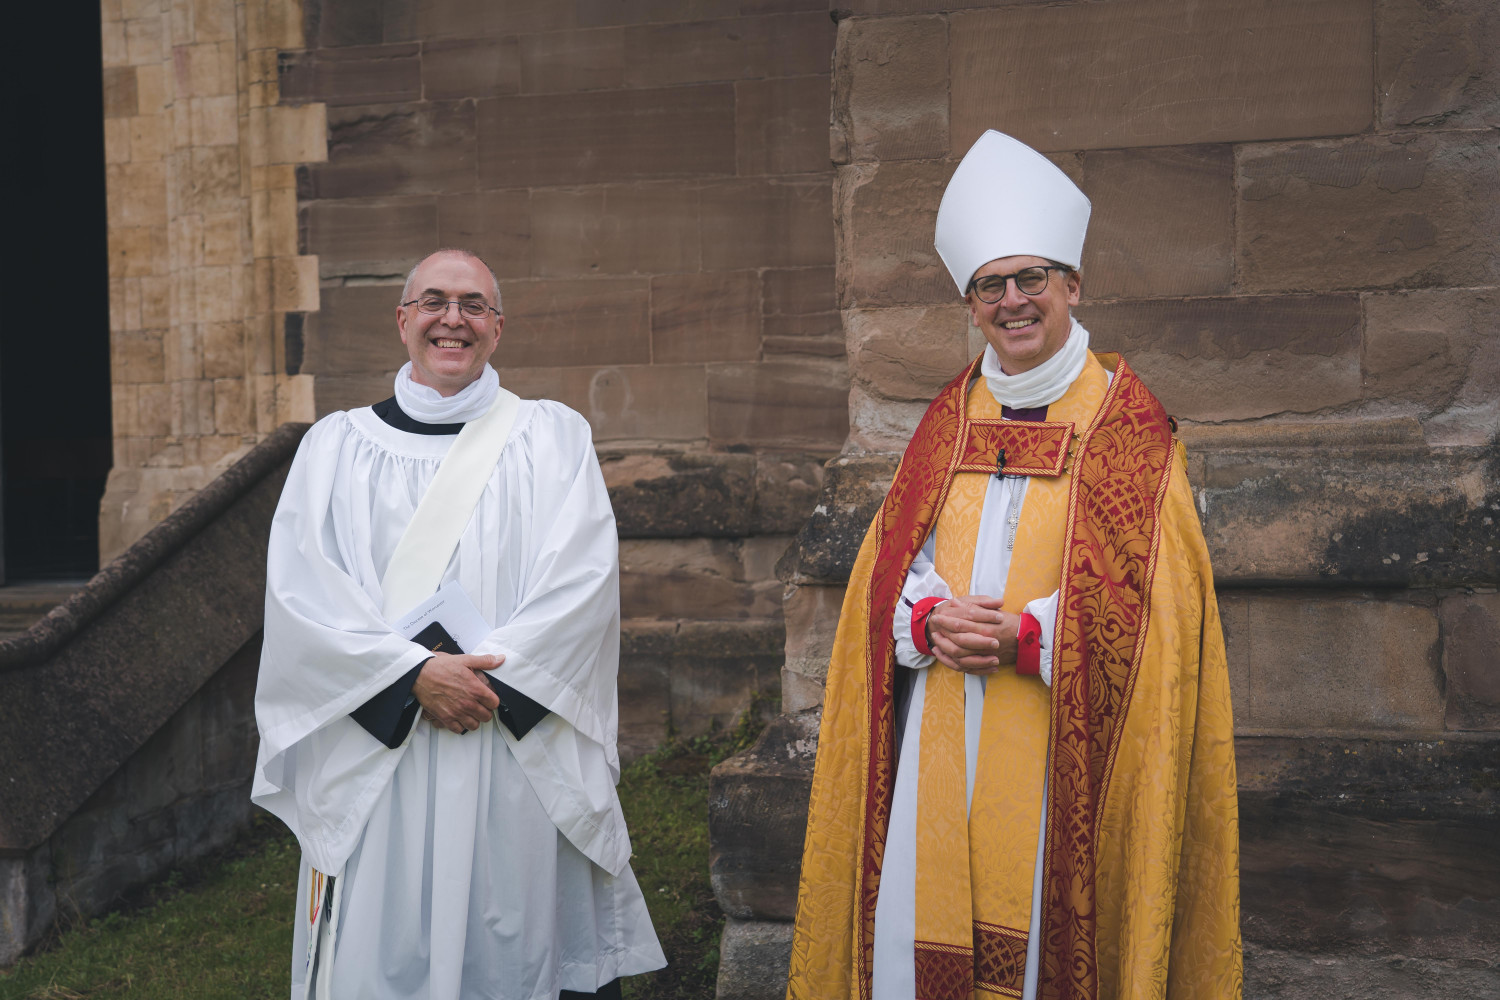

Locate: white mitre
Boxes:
[934,130,1092,294]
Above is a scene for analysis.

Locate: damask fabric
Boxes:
[254,400,664,999]
[788,351,1242,1000]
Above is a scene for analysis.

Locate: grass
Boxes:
[0,711,766,1000]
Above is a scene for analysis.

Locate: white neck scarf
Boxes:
[981,316,1090,410]
[393,362,499,424]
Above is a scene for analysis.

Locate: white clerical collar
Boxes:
[393,362,499,424]
[981,317,1090,409]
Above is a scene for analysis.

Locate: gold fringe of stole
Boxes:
[912,357,1109,1000]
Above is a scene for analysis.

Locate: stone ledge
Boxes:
[778,432,1498,589]
[602,449,829,539]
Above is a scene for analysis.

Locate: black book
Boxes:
[409,621,551,740]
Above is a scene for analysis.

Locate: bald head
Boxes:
[402,249,502,313]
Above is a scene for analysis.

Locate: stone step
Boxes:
[708,708,818,923]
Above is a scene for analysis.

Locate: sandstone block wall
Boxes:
[100,0,322,562]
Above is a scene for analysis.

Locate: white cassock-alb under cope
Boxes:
[253,398,664,999]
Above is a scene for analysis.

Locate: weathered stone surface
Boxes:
[307,101,476,198]
[1236,735,1500,821]
[1376,0,1500,130]
[736,75,831,178]
[0,641,260,966]
[620,537,787,621]
[303,196,438,277]
[531,183,701,277]
[780,425,1498,593]
[716,918,795,1000]
[1222,592,1444,733]
[495,278,651,367]
[301,283,409,377]
[102,65,138,118]
[1078,295,1363,422]
[1241,802,1500,964]
[576,0,739,28]
[618,620,673,760]
[1244,942,1499,1000]
[762,266,840,357]
[1186,424,1499,588]
[1441,592,1500,731]
[707,358,849,450]
[652,270,762,364]
[277,42,422,107]
[477,86,736,188]
[950,0,1373,153]
[435,190,531,278]
[518,27,625,94]
[831,14,947,164]
[701,177,835,270]
[781,582,844,711]
[422,36,521,100]
[1077,145,1233,299]
[500,364,709,443]
[601,449,824,538]
[416,0,575,38]
[1362,287,1499,425]
[622,12,832,87]
[313,373,393,416]
[619,618,785,757]
[779,454,897,586]
[604,451,758,538]
[670,618,785,736]
[848,381,936,452]
[1236,132,1500,292]
[840,159,953,308]
[846,305,970,402]
[710,709,818,921]
[751,452,826,536]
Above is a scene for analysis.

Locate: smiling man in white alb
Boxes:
[253,249,664,999]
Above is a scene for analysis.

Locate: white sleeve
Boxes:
[1022,589,1060,687]
[893,533,952,669]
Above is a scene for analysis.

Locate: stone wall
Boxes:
[100,0,323,562]
[714,1,1498,997]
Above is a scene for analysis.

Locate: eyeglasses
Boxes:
[402,296,500,319]
[967,265,1069,304]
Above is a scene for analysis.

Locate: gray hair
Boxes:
[401,249,503,313]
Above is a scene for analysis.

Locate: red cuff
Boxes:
[1016,612,1042,676]
[910,597,947,657]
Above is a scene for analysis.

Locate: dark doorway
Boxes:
[1,2,114,582]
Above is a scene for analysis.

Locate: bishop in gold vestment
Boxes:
[788,132,1241,1000]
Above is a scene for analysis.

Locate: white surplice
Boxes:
[252,397,665,1000]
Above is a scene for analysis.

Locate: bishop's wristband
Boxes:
[1016,612,1042,676]
[909,596,947,658]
